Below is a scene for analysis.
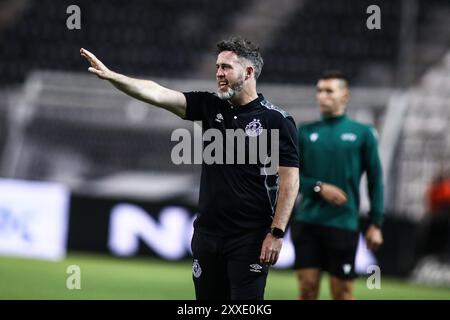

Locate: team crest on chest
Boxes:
[310,132,319,142]
[245,119,263,137]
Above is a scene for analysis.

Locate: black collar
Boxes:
[227,94,264,113]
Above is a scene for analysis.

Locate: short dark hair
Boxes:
[217,36,264,80]
[319,70,349,87]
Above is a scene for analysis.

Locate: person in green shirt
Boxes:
[291,70,384,300]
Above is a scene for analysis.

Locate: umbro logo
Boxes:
[249,264,263,273]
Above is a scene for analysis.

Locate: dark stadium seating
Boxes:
[1,0,448,86]
[0,94,8,159]
[0,0,249,85]
[261,0,401,85]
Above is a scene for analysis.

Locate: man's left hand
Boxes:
[365,224,383,251]
[259,233,283,266]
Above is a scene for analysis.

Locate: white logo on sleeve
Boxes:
[341,133,357,142]
[343,264,352,274]
[245,119,263,137]
[193,259,202,278]
[310,133,319,142]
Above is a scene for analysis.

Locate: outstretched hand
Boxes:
[80,48,112,80]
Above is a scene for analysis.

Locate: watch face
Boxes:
[271,228,284,238]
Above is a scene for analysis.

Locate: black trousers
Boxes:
[191,228,270,300]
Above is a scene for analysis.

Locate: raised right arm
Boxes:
[80,48,186,118]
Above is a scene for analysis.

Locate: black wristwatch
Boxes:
[313,181,323,193]
[270,227,285,239]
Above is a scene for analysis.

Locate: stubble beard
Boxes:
[217,77,245,101]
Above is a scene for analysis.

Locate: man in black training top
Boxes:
[80,36,299,300]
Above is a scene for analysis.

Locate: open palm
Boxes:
[80,48,112,80]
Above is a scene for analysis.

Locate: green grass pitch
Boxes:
[0,253,449,299]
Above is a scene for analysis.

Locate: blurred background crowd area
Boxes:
[0,0,450,286]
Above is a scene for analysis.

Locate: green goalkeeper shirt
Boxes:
[294,114,384,231]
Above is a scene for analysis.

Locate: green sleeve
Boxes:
[300,174,317,197]
[363,126,384,227]
[298,126,318,197]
